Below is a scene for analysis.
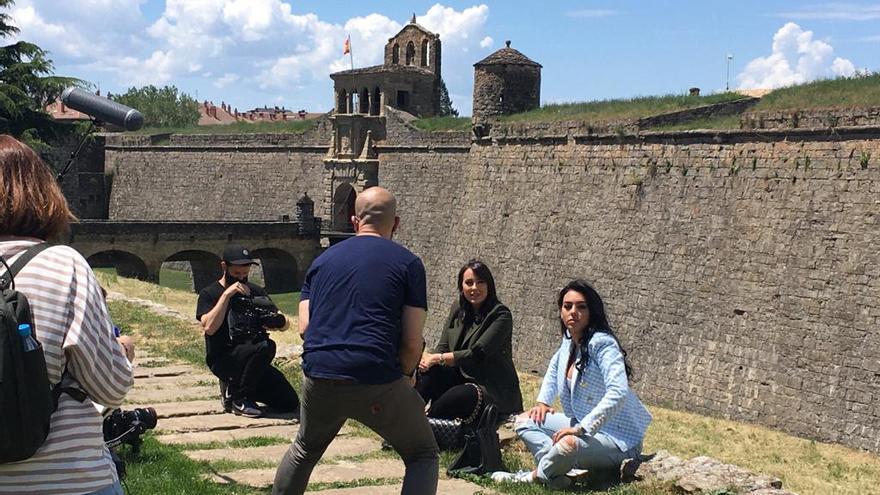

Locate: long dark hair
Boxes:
[558,279,633,380]
[455,259,499,325]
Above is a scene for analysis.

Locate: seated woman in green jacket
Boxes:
[417,259,524,423]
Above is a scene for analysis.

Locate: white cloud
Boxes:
[776,4,880,21]
[214,73,239,88]
[417,4,489,48]
[8,1,490,114]
[737,22,857,89]
[565,9,619,18]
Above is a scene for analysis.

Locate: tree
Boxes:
[113,85,200,128]
[0,0,83,151]
[438,78,459,117]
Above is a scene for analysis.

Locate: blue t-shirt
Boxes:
[300,235,427,384]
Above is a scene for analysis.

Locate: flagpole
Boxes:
[349,36,354,70]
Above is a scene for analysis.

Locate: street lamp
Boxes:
[726,53,734,91]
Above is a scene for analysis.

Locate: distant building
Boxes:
[44,98,91,124]
[330,14,442,117]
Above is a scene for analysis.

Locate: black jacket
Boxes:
[434,301,523,415]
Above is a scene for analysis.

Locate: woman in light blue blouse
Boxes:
[491,280,652,488]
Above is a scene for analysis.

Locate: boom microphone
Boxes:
[61,87,144,131]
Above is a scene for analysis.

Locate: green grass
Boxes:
[752,72,880,111]
[117,436,267,495]
[129,119,317,136]
[411,116,472,131]
[178,437,291,451]
[159,267,193,291]
[501,92,745,124]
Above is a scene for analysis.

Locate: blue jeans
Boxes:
[86,481,124,495]
[514,412,640,483]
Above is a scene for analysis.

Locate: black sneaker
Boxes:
[232,399,263,418]
[219,381,232,413]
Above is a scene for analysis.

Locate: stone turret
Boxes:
[472,40,541,121]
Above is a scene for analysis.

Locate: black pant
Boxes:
[210,337,299,412]
[416,366,482,422]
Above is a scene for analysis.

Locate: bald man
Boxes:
[273,187,439,495]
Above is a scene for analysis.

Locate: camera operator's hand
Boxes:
[223,281,251,299]
[117,335,135,363]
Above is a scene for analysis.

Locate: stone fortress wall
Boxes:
[103,115,880,454]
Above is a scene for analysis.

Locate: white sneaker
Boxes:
[490,470,534,483]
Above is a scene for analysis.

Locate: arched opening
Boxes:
[250,248,299,293]
[405,41,415,65]
[332,182,357,232]
[421,39,429,67]
[162,250,222,293]
[371,86,381,116]
[337,89,347,113]
[351,91,360,114]
[86,250,149,281]
[392,43,400,64]
[359,87,369,114]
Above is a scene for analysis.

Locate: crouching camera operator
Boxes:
[196,245,300,418]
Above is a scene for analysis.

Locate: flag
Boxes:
[343,35,351,55]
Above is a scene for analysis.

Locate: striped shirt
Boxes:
[0,238,133,495]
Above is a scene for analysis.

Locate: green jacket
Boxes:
[433,301,523,415]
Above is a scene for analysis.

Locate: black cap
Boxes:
[222,245,259,265]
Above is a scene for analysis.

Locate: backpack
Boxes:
[0,243,83,464]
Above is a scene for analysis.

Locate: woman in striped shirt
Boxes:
[0,135,134,495]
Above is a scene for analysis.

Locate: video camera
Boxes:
[103,407,158,479]
[103,407,157,452]
[227,294,285,344]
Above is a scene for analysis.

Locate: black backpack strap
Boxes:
[0,243,51,291]
[52,370,88,404]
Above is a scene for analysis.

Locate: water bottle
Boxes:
[18,323,40,352]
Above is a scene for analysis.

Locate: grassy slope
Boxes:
[752,73,880,111]
[106,276,880,495]
[501,93,745,124]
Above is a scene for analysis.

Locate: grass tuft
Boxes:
[411,116,472,131]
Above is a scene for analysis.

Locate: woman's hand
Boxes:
[551,427,580,444]
[418,353,440,372]
[528,402,555,424]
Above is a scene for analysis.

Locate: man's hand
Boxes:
[528,402,555,425]
[223,281,250,298]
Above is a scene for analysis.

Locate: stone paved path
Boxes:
[133,350,495,494]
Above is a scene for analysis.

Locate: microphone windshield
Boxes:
[61,87,145,131]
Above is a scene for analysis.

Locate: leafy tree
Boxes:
[438,78,459,117]
[0,0,84,151]
[113,85,200,128]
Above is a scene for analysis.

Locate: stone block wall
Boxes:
[381,129,880,454]
[742,107,880,129]
[106,146,326,221]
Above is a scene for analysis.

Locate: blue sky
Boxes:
[9,1,880,116]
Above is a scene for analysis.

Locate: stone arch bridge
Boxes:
[66,221,321,293]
